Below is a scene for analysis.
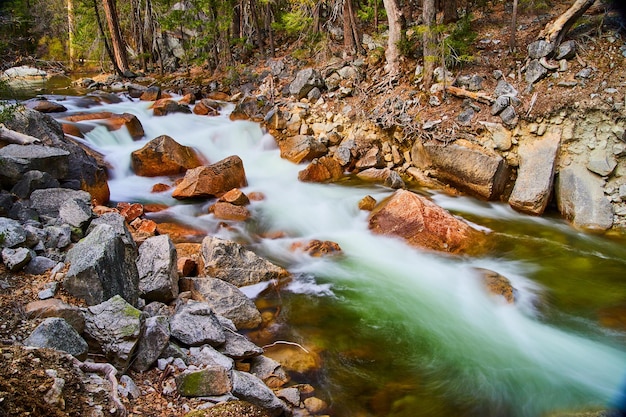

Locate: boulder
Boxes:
[250,355,290,388]
[556,164,614,231]
[11,170,60,199]
[176,366,233,397]
[0,144,69,185]
[187,344,234,370]
[140,86,162,101]
[137,234,179,303]
[289,68,325,99]
[82,295,142,371]
[179,277,262,329]
[151,99,192,116]
[229,96,272,122]
[411,139,509,200]
[210,202,251,221]
[24,298,85,333]
[278,135,328,164]
[0,217,27,248]
[218,330,264,359]
[527,40,554,59]
[368,189,485,254]
[172,155,247,199]
[232,371,288,417]
[356,168,405,189]
[297,156,344,183]
[59,197,93,228]
[193,99,223,116]
[131,135,203,178]
[24,317,88,360]
[64,223,140,306]
[201,236,290,287]
[290,239,342,257]
[3,108,110,204]
[169,300,225,346]
[63,112,144,140]
[475,268,516,304]
[2,247,33,271]
[219,188,250,206]
[525,59,548,84]
[29,188,91,218]
[355,147,384,169]
[509,127,561,215]
[132,315,170,372]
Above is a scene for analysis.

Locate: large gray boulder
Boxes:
[132,315,170,372]
[556,164,614,231]
[0,144,69,185]
[218,330,264,360]
[179,277,262,330]
[509,128,561,215]
[411,139,509,200]
[64,223,140,306]
[232,370,288,417]
[169,300,226,347]
[202,236,289,287]
[82,295,142,371]
[289,68,325,99]
[176,365,233,397]
[29,188,91,218]
[0,217,27,248]
[137,235,179,303]
[24,317,88,360]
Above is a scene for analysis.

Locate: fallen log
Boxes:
[444,85,495,105]
[0,124,41,145]
[538,0,596,47]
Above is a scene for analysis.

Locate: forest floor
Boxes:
[1,1,625,416]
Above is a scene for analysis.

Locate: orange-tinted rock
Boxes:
[279,135,328,164]
[81,173,110,206]
[368,189,484,254]
[129,218,157,242]
[143,203,169,213]
[152,99,191,116]
[220,188,250,206]
[177,257,198,277]
[140,86,161,101]
[172,155,247,199]
[298,156,344,183]
[26,100,67,113]
[193,99,222,116]
[175,243,204,272]
[206,91,230,101]
[64,111,113,122]
[24,299,85,332]
[130,135,204,177]
[63,111,144,140]
[117,202,144,222]
[93,205,117,216]
[248,191,265,201]
[475,268,516,304]
[358,195,377,211]
[156,222,207,243]
[61,123,86,138]
[151,183,171,193]
[291,239,342,257]
[210,202,251,221]
[178,93,195,105]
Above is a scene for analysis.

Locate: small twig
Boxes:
[262,341,310,354]
[526,92,538,118]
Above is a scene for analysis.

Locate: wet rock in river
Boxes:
[131,134,203,177]
[172,155,248,199]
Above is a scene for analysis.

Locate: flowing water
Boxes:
[49,95,626,417]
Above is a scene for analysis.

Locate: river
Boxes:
[29,93,626,416]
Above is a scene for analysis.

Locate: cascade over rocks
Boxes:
[368,189,485,254]
[130,134,204,177]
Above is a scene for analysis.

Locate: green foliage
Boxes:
[443,14,477,68]
[357,0,386,24]
[272,9,312,36]
[37,35,66,61]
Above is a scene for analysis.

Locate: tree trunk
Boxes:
[102,0,129,73]
[442,0,457,24]
[382,0,402,77]
[538,0,595,47]
[67,0,75,70]
[265,1,275,58]
[422,0,436,89]
[248,0,265,56]
[342,0,362,56]
[509,0,518,52]
[93,0,121,75]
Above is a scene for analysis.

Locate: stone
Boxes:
[59,197,92,228]
[24,317,88,360]
[229,96,271,122]
[575,67,593,79]
[43,224,72,249]
[82,296,141,364]
[137,234,179,303]
[63,112,144,140]
[187,344,234,370]
[556,164,613,231]
[219,188,250,206]
[278,135,328,164]
[118,202,143,223]
[179,277,262,329]
[358,195,377,211]
[368,189,485,254]
[493,80,518,97]
[298,156,344,183]
[411,139,509,200]
[527,40,554,59]
[24,256,58,274]
[0,217,27,248]
[151,99,192,116]
[25,298,85,333]
[118,375,141,400]
[555,40,576,60]
[218,330,264,359]
[250,355,289,388]
[289,68,325,99]
[499,106,517,127]
[10,170,60,199]
[232,370,287,417]
[0,144,69,184]
[202,236,289,287]
[355,147,384,169]
[509,127,561,215]
[525,59,548,84]
[193,99,223,116]
[140,86,162,101]
[64,223,139,306]
[304,397,329,414]
[457,108,475,126]
[132,315,170,372]
[475,268,516,303]
[131,135,203,177]
[3,108,110,204]
[29,188,91,218]
[2,247,33,271]
[479,122,512,151]
[172,155,247,199]
[210,202,251,221]
[491,96,510,116]
[587,149,617,176]
[176,366,233,397]
[292,239,342,257]
[170,300,225,346]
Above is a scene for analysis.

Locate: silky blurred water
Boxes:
[56,95,626,417]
